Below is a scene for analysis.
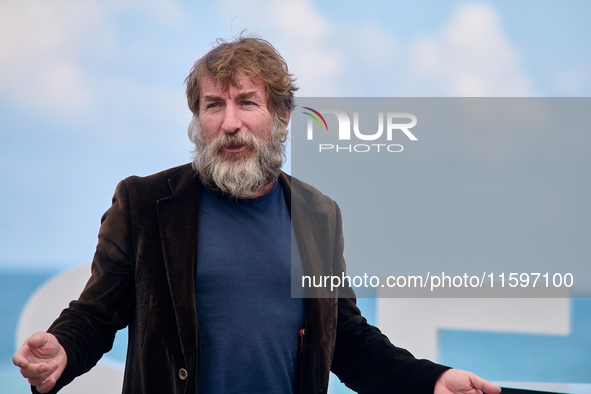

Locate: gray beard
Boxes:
[188,116,287,198]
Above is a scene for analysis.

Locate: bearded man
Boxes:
[14,37,501,394]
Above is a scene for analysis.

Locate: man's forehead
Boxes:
[200,72,266,97]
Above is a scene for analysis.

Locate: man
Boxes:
[14,36,501,394]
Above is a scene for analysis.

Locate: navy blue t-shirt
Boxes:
[195,181,304,393]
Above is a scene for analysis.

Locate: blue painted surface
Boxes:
[331,298,591,393]
[440,298,591,383]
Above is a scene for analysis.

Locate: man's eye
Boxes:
[243,101,254,106]
[206,103,219,109]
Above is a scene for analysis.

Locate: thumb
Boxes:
[26,332,50,350]
[471,374,501,394]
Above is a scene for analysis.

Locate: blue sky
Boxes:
[1,0,590,270]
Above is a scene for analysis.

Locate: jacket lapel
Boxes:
[280,173,337,393]
[157,166,202,365]
[280,172,334,280]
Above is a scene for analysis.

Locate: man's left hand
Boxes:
[434,369,501,394]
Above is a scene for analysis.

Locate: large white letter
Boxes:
[387,113,418,140]
[353,112,384,140]
[322,110,351,140]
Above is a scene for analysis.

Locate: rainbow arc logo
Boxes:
[302,107,329,131]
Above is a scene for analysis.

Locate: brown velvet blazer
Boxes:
[41,164,448,394]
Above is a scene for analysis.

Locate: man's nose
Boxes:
[221,105,242,134]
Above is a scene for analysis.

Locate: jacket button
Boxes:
[178,368,188,381]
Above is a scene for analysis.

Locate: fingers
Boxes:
[12,350,30,368]
[13,335,39,367]
[33,374,58,394]
[23,357,65,393]
[20,360,55,378]
[21,361,59,389]
[12,332,50,368]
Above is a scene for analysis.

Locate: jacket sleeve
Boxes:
[329,202,450,394]
[35,179,137,394]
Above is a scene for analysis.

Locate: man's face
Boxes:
[198,73,275,160]
[189,72,289,198]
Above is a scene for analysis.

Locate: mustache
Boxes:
[208,132,262,155]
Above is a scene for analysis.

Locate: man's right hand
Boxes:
[13,332,67,393]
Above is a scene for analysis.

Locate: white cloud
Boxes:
[222,0,346,95]
[0,0,108,114]
[0,0,185,118]
[410,3,533,96]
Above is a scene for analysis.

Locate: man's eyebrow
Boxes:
[202,94,222,102]
[237,91,262,100]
